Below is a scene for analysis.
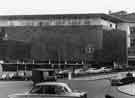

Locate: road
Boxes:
[0,81,32,98]
[0,79,135,98]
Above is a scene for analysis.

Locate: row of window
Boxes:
[0,19,94,26]
[30,85,69,94]
[130,27,135,34]
[130,27,135,47]
[131,38,135,47]
[128,49,135,54]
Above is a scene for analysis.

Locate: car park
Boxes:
[8,82,87,98]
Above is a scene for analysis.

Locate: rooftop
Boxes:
[111,11,135,23]
[0,13,125,23]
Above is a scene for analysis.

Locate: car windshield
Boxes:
[30,86,43,94]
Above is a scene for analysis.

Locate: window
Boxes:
[30,86,43,94]
[115,25,118,29]
[110,24,112,27]
[130,27,135,34]
[88,48,95,53]
[43,85,56,94]
[30,85,68,95]
[131,38,135,47]
[55,86,65,94]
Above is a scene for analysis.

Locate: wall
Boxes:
[3,26,103,61]
[0,18,116,29]
[94,29,127,64]
[0,40,30,60]
[117,23,130,48]
[99,19,116,29]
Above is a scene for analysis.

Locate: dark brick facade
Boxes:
[0,25,127,65]
[3,26,103,61]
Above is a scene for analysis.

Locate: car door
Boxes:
[40,85,66,98]
[26,93,42,98]
[26,86,43,98]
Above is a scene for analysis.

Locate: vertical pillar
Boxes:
[68,72,72,80]
[117,23,129,65]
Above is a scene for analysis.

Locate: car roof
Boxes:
[36,82,68,87]
[33,68,55,72]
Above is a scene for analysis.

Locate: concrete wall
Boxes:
[0,18,116,30]
[99,19,116,29]
[2,26,103,61]
[117,23,130,48]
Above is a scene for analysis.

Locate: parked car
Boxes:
[1,73,8,80]
[85,68,101,73]
[86,67,112,74]
[111,72,135,86]
[57,70,71,78]
[8,82,87,98]
[74,68,85,75]
[100,67,112,72]
[8,73,16,80]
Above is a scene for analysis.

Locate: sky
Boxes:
[0,0,135,15]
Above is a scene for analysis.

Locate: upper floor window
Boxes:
[131,38,135,47]
[110,24,112,28]
[130,27,135,34]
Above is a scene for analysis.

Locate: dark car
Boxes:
[111,73,135,86]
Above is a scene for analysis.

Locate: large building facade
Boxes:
[0,13,128,65]
[111,11,135,65]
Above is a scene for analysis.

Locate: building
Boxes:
[0,13,128,65]
[111,11,135,65]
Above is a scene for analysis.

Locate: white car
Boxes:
[74,69,85,74]
[58,70,71,74]
[8,82,87,98]
[1,73,7,80]
[85,68,100,73]
[86,67,112,73]
[101,67,112,72]
[8,73,16,79]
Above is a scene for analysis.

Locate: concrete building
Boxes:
[0,13,127,65]
[111,11,135,65]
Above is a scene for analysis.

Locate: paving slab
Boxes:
[118,84,135,96]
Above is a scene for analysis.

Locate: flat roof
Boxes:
[0,13,125,23]
[111,13,135,23]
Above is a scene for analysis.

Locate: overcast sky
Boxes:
[0,0,135,15]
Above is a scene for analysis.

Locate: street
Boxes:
[0,81,32,98]
[0,79,135,98]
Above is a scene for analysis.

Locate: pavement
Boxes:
[118,84,135,96]
[1,72,135,98]
[73,71,135,96]
[72,71,135,97]
[72,72,129,80]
